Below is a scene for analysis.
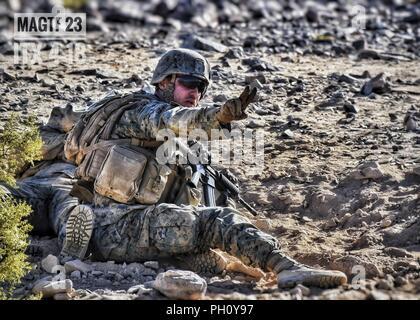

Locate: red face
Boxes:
[173,78,201,108]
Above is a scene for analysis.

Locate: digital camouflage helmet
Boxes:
[151,48,212,98]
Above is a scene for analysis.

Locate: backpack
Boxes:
[63,90,172,205]
[63,90,162,182]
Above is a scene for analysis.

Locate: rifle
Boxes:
[202,165,258,216]
[173,140,258,216]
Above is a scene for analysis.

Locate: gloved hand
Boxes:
[216,86,257,124]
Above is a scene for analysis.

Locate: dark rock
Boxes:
[213,94,228,103]
[68,69,98,76]
[403,107,419,131]
[388,113,398,122]
[127,74,142,85]
[352,38,366,51]
[282,129,294,139]
[75,85,85,93]
[153,0,178,19]
[305,7,319,23]
[182,34,228,53]
[223,47,244,59]
[350,71,372,79]
[103,3,145,24]
[247,119,265,128]
[394,276,409,287]
[68,69,118,79]
[245,74,267,85]
[337,114,356,124]
[0,33,8,45]
[86,17,109,32]
[0,39,15,56]
[350,232,382,250]
[242,57,279,72]
[243,36,263,48]
[338,74,360,85]
[366,16,386,30]
[95,278,113,287]
[384,247,414,258]
[316,92,345,110]
[0,68,15,82]
[358,49,380,60]
[40,78,56,88]
[172,1,218,28]
[287,83,305,96]
[393,261,419,272]
[361,73,391,95]
[402,9,420,24]
[332,45,351,56]
[343,102,358,114]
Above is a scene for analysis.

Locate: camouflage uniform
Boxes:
[112,94,221,139]
[0,90,279,272]
[92,200,279,269]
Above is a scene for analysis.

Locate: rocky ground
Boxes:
[0,0,419,300]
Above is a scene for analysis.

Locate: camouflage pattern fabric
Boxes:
[92,202,279,271]
[112,91,222,138]
[150,48,211,97]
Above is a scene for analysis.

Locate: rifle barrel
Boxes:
[238,196,258,216]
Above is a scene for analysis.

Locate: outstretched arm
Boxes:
[114,100,223,140]
[113,86,257,140]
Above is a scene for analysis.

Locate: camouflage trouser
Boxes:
[91,202,279,270]
[0,162,79,246]
[1,162,279,271]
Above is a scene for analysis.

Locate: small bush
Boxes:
[0,114,42,185]
[0,114,42,299]
[0,196,33,299]
[63,0,88,10]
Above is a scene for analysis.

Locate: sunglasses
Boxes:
[176,75,207,94]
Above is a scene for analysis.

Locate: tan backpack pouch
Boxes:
[135,161,172,205]
[76,143,113,182]
[94,145,148,203]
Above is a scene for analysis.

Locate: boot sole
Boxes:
[179,249,227,275]
[61,205,94,260]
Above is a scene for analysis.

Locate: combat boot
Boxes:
[266,250,347,289]
[60,205,94,260]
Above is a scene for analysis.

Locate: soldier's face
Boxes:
[173,78,201,108]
